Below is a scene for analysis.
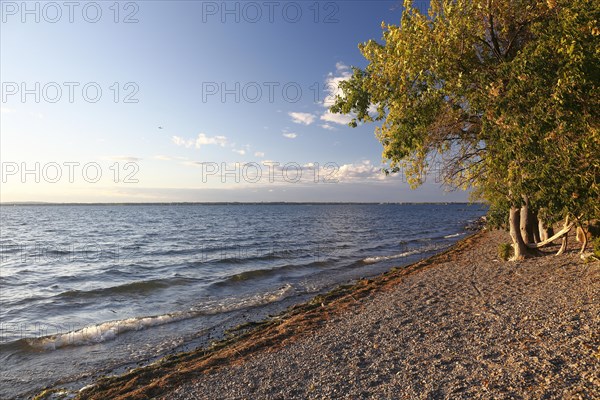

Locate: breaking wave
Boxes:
[22,284,296,351]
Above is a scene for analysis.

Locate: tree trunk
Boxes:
[579,227,588,254]
[532,213,541,243]
[519,196,535,244]
[556,216,570,256]
[539,219,549,242]
[510,206,529,260]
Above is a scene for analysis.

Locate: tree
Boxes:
[482,0,600,256]
[330,0,599,259]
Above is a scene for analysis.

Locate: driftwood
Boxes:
[525,216,574,250]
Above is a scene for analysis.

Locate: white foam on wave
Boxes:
[27,312,193,350]
[362,249,423,264]
[26,284,296,351]
[192,283,295,315]
[362,241,452,265]
[443,233,463,238]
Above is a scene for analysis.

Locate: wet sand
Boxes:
[43,229,599,399]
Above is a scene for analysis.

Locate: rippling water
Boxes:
[0,203,485,398]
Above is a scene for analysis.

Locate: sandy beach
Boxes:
[55,229,599,399]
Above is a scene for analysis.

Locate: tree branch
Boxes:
[504,22,528,58]
[487,0,503,61]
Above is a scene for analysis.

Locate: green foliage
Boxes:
[331,0,600,225]
[498,243,513,261]
[331,0,549,189]
[483,0,600,220]
[486,201,509,230]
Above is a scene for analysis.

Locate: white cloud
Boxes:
[282,133,297,139]
[154,155,172,161]
[176,159,398,186]
[0,107,15,114]
[288,112,316,125]
[254,151,265,157]
[233,149,246,155]
[111,156,142,162]
[368,104,378,115]
[320,124,336,131]
[172,133,228,149]
[335,160,384,182]
[323,67,352,108]
[181,161,202,168]
[172,136,193,147]
[318,62,355,126]
[196,133,228,148]
[320,112,353,125]
[335,62,350,72]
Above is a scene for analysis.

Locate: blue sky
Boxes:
[0,0,468,202]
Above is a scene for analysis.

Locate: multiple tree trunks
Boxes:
[511,211,600,257]
[511,203,579,258]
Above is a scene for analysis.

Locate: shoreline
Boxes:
[3,204,484,400]
[35,229,599,399]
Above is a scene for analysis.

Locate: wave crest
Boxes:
[24,284,296,351]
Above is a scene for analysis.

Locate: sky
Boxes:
[0,0,469,203]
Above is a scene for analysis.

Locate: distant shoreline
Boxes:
[0,201,483,206]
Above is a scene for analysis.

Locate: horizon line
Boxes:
[0,201,485,206]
